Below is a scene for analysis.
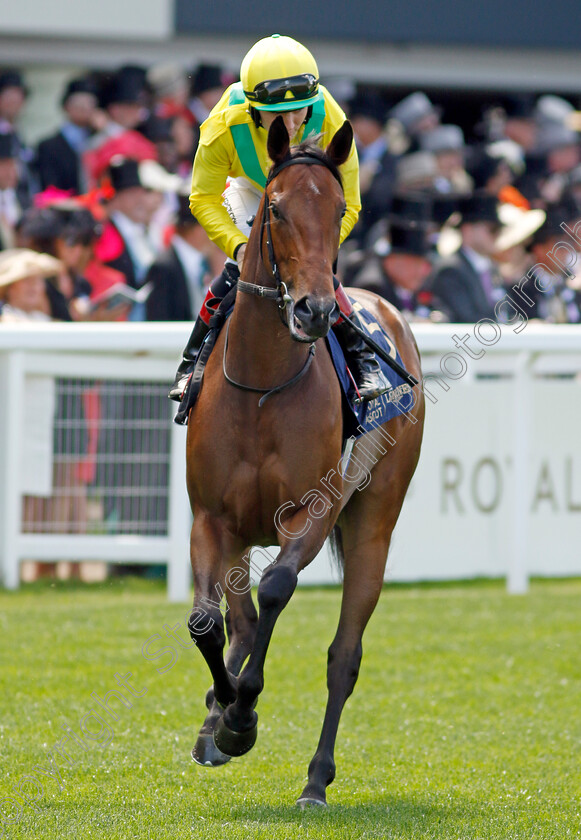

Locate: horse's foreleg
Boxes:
[192,586,258,767]
[213,521,321,758]
[298,524,392,807]
[188,513,239,710]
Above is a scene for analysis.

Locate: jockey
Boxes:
[169,33,390,403]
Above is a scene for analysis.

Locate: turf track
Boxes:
[1,578,580,839]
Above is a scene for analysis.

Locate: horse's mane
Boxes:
[279,138,343,187]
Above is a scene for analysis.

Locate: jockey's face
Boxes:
[260,107,308,140]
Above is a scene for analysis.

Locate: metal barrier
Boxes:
[1,321,580,598]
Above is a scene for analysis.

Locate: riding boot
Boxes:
[333,314,391,402]
[168,262,241,402]
[168,316,211,402]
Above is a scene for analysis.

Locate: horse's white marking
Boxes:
[309,181,321,196]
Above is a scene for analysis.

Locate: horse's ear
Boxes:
[325,120,354,168]
[267,116,290,166]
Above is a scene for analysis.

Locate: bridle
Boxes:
[237,151,344,334]
[224,152,343,406]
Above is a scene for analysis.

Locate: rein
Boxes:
[224,152,342,404]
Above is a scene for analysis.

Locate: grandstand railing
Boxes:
[1,322,580,599]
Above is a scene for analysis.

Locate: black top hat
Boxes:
[108,157,144,192]
[0,69,28,95]
[61,77,98,108]
[190,64,235,97]
[466,147,504,189]
[138,114,174,143]
[458,192,500,225]
[101,67,148,108]
[432,194,461,226]
[176,194,198,227]
[503,94,536,121]
[0,131,17,159]
[531,202,573,246]
[390,193,432,227]
[389,221,430,257]
[349,93,387,125]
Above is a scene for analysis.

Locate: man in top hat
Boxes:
[35,77,99,194]
[145,194,212,321]
[189,63,236,125]
[523,203,581,323]
[388,92,441,152]
[0,132,22,250]
[88,66,149,152]
[419,124,471,195]
[94,157,158,316]
[351,194,438,320]
[429,191,504,322]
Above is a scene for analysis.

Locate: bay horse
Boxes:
[185,116,425,807]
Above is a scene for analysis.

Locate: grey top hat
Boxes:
[420,124,465,154]
[389,92,439,133]
[535,122,579,154]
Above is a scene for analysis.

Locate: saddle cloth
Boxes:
[326,302,416,441]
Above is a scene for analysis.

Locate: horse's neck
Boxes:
[227,245,309,387]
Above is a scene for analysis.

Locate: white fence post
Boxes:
[508,351,533,594]
[167,421,192,603]
[0,350,25,588]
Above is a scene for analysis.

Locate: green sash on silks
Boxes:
[228,83,326,188]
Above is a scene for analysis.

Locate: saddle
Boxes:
[174,289,416,436]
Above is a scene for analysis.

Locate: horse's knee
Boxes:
[188,605,224,649]
[257,563,297,612]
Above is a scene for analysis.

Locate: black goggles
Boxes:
[245,74,319,106]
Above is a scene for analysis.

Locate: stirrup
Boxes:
[353,368,391,404]
[168,370,194,403]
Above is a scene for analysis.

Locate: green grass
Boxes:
[1,577,580,839]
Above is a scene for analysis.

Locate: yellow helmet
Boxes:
[241,34,321,112]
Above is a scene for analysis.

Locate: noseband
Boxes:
[224,152,343,405]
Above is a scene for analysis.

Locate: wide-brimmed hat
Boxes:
[395,152,437,189]
[0,249,63,288]
[147,63,187,98]
[494,204,546,252]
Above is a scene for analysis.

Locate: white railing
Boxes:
[1,321,580,599]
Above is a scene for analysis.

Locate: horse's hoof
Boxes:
[296,796,328,810]
[213,712,258,757]
[191,734,231,767]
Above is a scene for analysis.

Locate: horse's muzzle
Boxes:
[291,295,338,341]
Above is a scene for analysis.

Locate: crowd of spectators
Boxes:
[1,62,581,327]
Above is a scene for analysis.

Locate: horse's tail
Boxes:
[327,525,345,579]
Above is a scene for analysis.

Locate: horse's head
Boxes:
[263,117,353,342]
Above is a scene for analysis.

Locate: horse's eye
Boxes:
[340,206,347,219]
[271,204,281,220]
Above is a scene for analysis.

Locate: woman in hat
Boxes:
[0,248,62,321]
[170,34,390,405]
